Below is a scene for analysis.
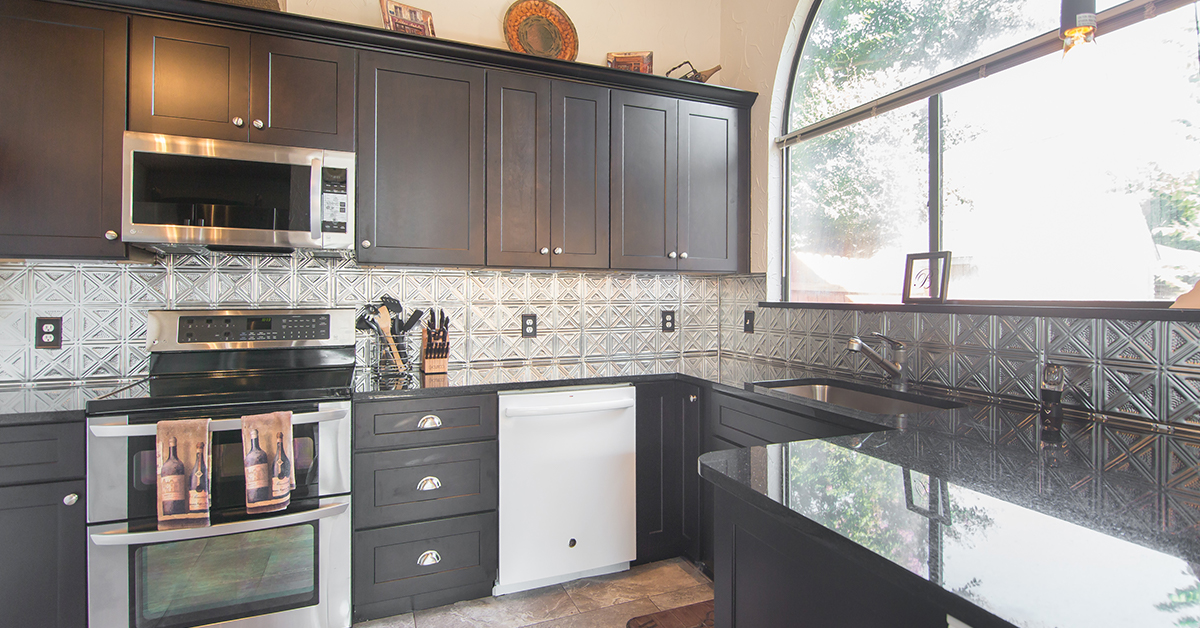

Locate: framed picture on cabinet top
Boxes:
[380,1,437,37]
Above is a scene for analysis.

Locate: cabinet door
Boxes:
[358,52,486,266]
[635,381,684,564]
[679,383,702,564]
[249,34,356,151]
[551,81,610,269]
[0,0,126,259]
[0,480,85,628]
[486,71,551,268]
[678,101,740,273]
[611,91,678,271]
[129,17,250,142]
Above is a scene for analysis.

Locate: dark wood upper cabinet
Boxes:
[486,71,551,268]
[249,34,356,151]
[611,91,679,271]
[550,80,610,269]
[487,73,610,269]
[129,18,250,142]
[130,17,354,150]
[0,0,127,259]
[612,92,745,273]
[678,101,740,273]
[358,52,486,266]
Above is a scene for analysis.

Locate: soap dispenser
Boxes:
[1040,363,1066,444]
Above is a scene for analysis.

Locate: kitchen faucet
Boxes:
[848,333,907,390]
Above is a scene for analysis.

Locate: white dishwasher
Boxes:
[494,384,637,595]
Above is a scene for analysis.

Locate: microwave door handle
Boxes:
[89,407,349,438]
[90,501,348,546]
[310,156,323,242]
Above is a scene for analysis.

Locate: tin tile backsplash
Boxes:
[3,256,1196,427]
[0,252,720,389]
[719,275,1200,427]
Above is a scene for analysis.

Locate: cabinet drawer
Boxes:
[353,511,497,618]
[710,393,855,446]
[0,423,84,486]
[354,441,497,529]
[355,394,497,450]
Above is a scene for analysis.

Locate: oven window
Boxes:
[133,523,317,628]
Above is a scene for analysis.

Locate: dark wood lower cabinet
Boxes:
[635,381,702,566]
[713,487,947,628]
[0,480,86,628]
[353,511,498,622]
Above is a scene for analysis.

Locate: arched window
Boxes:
[781,0,1200,303]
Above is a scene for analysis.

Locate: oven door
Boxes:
[88,495,350,628]
[87,401,350,525]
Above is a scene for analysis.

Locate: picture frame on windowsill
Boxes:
[903,251,952,304]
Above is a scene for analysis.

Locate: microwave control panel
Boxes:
[321,167,348,234]
[178,314,331,343]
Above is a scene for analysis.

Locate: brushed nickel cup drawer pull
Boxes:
[416,476,442,491]
[417,415,442,429]
[417,550,441,566]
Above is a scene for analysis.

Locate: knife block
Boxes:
[421,335,449,388]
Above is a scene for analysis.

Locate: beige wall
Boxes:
[288,0,810,285]
[287,0,722,78]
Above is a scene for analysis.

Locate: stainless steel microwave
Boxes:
[121,131,355,254]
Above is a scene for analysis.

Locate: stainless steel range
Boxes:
[85,309,356,628]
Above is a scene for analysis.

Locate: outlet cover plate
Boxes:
[661,310,676,333]
[743,310,755,334]
[35,316,63,349]
[521,314,538,338]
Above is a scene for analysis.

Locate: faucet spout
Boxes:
[848,335,906,388]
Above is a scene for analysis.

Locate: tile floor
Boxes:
[354,558,714,628]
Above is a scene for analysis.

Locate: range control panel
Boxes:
[178,314,331,343]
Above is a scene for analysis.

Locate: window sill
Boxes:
[759,300,1200,322]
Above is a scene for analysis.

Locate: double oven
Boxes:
[86,309,355,628]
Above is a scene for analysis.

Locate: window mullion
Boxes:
[928,94,942,254]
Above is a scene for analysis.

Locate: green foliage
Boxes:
[1158,582,1200,613]
[1142,170,1200,231]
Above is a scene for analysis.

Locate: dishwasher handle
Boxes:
[503,398,635,418]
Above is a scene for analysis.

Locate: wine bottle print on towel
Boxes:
[155,418,212,530]
[242,411,294,514]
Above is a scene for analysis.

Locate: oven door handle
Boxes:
[89,408,349,438]
[89,501,348,546]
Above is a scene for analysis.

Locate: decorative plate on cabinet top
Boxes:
[503,0,578,62]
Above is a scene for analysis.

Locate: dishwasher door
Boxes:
[495,385,637,595]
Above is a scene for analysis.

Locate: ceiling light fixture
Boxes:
[1061,0,1098,54]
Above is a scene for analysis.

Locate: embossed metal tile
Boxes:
[1100,366,1161,419]
[994,352,1040,400]
[917,313,952,347]
[1102,319,1162,366]
[1164,371,1200,425]
[954,314,993,349]
[1166,321,1200,372]
[996,316,1039,354]
[1047,317,1098,360]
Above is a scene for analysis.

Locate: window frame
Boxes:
[779,0,1199,309]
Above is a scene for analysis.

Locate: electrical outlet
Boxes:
[661,310,676,333]
[35,316,62,349]
[743,310,755,334]
[521,314,538,338]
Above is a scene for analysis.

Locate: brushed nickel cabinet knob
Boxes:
[232,117,245,127]
[252,119,264,129]
[362,240,372,248]
[540,247,549,255]
[680,252,689,259]
[63,493,78,506]
[104,230,118,241]
[668,251,677,259]
[553,247,563,255]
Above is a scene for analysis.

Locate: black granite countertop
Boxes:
[0,381,141,426]
[700,382,1200,628]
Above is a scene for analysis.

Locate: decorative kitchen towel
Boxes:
[241,411,294,514]
[156,418,212,530]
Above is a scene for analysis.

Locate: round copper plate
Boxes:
[503,0,578,62]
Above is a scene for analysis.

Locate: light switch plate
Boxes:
[521,314,538,338]
[35,316,62,349]
[743,310,755,334]
[661,310,676,333]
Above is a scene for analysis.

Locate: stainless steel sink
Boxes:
[760,380,963,415]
